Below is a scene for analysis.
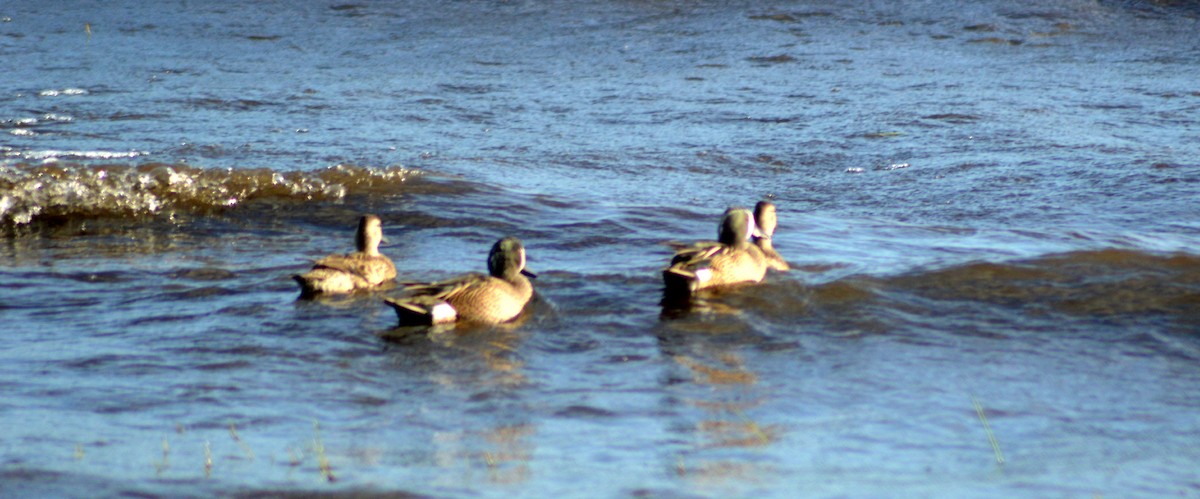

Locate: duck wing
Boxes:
[398,272,489,300]
[385,273,491,325]
[667,241,726,269]
[312,252,396,285]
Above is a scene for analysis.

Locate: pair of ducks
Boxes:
[294,202,788,326]
[663,201,789,299]
[293,215,535,326]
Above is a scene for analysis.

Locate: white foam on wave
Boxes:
[37,88,89,97]
[1,114,73,131]
[0,162,420,225]
[2,150,150,161]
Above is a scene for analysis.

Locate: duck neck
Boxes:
[357,232,380,256]
[497,267,525,283]
[358,241,379,256]
[728,239,752,250]
[754,236,774,252]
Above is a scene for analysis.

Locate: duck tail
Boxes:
[662,267,697,297]
[294,274,319,299]
[384,298,457,326]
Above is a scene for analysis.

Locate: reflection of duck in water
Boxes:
[294,215,397,297]
[752,201,790,272]
[384,237,536,326]
[663,207,767,298]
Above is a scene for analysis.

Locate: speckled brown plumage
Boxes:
[663,207,767,296]
[384,237,535,325]
[294,215,397,297]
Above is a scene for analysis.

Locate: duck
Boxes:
[753,200,790,271]
[294,215,397,297]
[663,207,767,296]
[383,236,536,326]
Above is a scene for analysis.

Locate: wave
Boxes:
[691,249,1200,336]
[0,162,422,225]
[888,249,1200,319]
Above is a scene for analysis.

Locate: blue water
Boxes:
[2,0,1199,497]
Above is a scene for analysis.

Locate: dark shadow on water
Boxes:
[375,310,533,390]
[292,282,399,303]
[232,489,428,499]
[886,248,1200,332]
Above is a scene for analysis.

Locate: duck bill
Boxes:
[521,268,538,279]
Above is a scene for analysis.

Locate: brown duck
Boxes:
[384,236,535,325]
[753,200,790,272]
[294,215,397,297]
[663,207,768,296]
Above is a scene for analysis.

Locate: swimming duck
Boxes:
[663,207,767,296]
[383,236,536,325]
[753,200,790,271]
[294,215,397,297]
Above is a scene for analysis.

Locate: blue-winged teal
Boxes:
[294,215,397,297]
[383,236,536,325]
[753,200,790,271]
[663,207,767,295]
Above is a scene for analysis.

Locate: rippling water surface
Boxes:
[2,0,1199,496]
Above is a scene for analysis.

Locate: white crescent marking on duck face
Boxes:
[519,248,526,270]
[695,268,713,283]
[745,211,758,240]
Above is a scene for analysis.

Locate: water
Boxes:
[2,0,1199,496]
